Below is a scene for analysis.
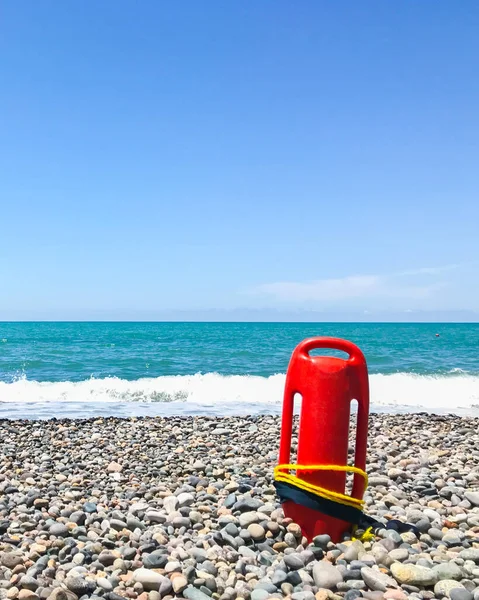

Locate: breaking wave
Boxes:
[1,372,478,416]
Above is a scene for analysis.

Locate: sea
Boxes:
[0,322,478,420]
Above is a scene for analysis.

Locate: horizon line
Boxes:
[1,319,478,325]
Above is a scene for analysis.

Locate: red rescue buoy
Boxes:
[278,337,370,542]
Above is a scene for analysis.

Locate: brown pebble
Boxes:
[18,591,39,600]
[287,522,302,538]
[384,590,408,600]
[107,461,122,473]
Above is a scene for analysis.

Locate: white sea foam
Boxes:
[0,373,284,406]
[0,372,478,416]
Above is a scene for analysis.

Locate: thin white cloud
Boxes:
[397,264,460,276]
[255,275,380,302]
[250,271,447,303]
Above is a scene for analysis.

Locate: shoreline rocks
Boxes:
[0,413,478,600]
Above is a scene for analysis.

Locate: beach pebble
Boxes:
[450,590,474,600]
[383,590,408,600]
[171,575,188,594]
[284,553,305,571]
[313,535,331,549]
[434,580,466,598]
[343,592,362,600]
[132,569,164,591]
[107,461,122,472]
[163,495,179,514]
[0,554,23,569]
[250,590,269,600]
[239,512,260,528]
[17,592,38,600]
[248,523,265,541]
[388,548,409,562]
[313,562,343,589]
[429,527,444,540]
[362,593,385,600]
[184,587,213,600]
[390,563,438,586]
[177,492,195,508]
[65,576,96,596]
[96,577,113,591]
[433,562,463,581]
[272,569,288,586]
[369,477,390,487]
[361,567,398,591]
[460,549,479,563]
[142,552,168,569]
[464,492,479,506]
[18,577,38,592]
[49,524,69,537]
[234,498,263,512]
[343,542,364,562]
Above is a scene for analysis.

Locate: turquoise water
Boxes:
[1,322,478,419]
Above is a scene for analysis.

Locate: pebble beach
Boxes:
[1,414,478,600]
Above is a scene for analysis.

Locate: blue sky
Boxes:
[1,1,478,321]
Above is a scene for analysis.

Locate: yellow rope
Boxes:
[352,525,376,542]
[274,463,368,510]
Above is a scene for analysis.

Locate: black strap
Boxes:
[274,480,421,538]
[384,519,420,537]
[274,480,364,524]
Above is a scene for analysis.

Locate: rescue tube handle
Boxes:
[296,337,366,365]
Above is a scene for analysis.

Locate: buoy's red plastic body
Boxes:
[279,337,370,542]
